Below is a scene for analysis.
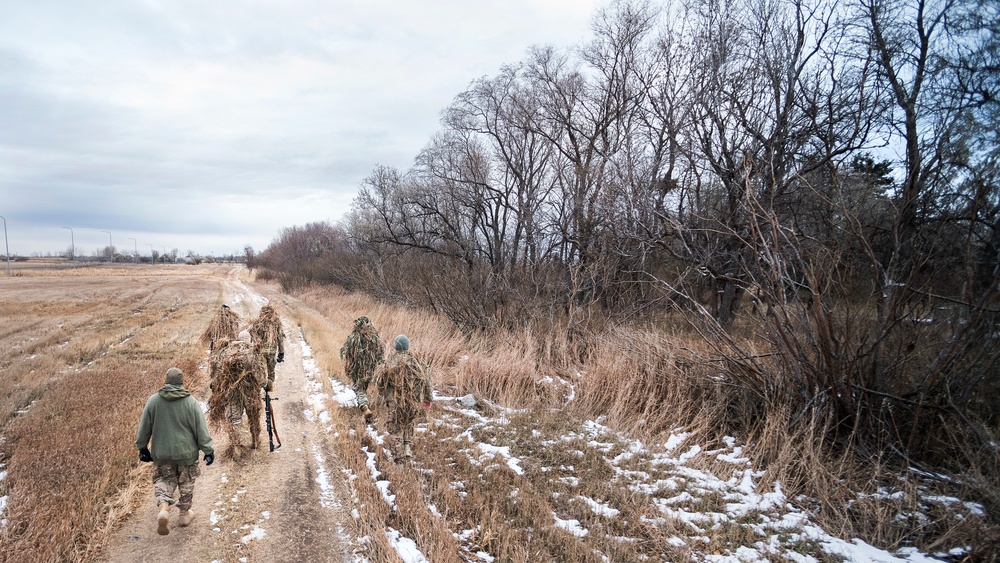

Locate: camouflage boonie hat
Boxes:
[354,316,370,329]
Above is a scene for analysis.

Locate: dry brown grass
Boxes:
[0,266,227,562]
[287,283,997,560]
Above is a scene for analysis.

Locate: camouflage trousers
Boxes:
[353,380,370,408]
[153,462,200,511]
[226,398,245,426]
[385,404,417,446]
[264,348,277,387]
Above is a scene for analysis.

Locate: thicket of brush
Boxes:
[255,200,1000,548]
[254,0,997,553]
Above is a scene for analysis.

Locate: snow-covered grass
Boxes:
[409,395,984,562]
[323,377,988,561]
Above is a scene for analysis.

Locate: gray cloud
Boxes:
[0,0,601,256]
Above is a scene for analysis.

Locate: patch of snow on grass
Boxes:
[476,442,524,475]
[363,446,395,507]
[386,527,428,563]
[577,495,620,518]
[240,526,266,543]
[553,513,589,537]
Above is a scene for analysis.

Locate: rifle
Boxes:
[264,390,281,452]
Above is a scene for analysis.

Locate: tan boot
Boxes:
[402,441,413,460]
[178,509,194,527]
[361,404,373,423]
[157,503,170,535]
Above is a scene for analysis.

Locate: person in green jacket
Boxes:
[136,367,215,536]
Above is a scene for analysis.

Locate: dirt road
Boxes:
[97,267,356,563]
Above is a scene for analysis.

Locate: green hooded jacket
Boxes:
[136,384,214,466]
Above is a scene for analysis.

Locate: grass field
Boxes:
[0,264,994,561]
[0,263,223,561]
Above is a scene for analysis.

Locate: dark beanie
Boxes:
[165,367,184,385]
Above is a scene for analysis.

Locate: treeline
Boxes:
[256,0,999,483]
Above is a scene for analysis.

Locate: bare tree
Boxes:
[244,245,256,272]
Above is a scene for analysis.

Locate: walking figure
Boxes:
[136,367,214,535]
[201,304,239,352]
[250,304,284,392]
[340,316,384,422]
[208,330,266,456]
[372,334,432,462]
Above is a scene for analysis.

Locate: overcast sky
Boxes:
[0,0,602,258]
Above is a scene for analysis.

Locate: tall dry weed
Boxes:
[291,282,997,558]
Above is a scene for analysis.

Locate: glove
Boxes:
[138,447,152,463]
[423,401,432,410]
[276,353,284,363]
[204,452,214,466]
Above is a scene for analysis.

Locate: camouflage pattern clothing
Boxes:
[250,305,285,390]
[210,338,265,426]
[201,304,239,352]
[340,317,384,408]
[154,463,200,511]
[208,334,268,452]
[372,346,432,457]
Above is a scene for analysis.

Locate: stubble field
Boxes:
[0,263,223,560]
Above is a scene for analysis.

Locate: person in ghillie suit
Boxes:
[249,304,284,392]
[340,316,384,423]
[136,367,214,536]
[208,330,267,456]
[200,304,240,352]
[372,334,432,462]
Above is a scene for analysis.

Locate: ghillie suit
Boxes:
[208,337,266,457]
[372,336,431,462]
[249,305,284,391]
[200,304,240,352]
[340,316,384,417]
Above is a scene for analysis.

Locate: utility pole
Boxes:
[1,215,10,277]
[129,237,137,263]
[147,243,153,261]
[62,226,74,261]
[101,230,113,263]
